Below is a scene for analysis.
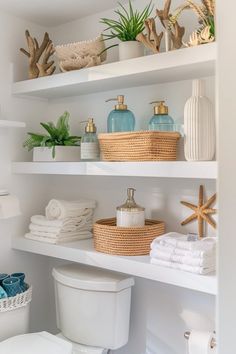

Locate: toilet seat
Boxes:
[0,332,72,354]
[57,333,108,354]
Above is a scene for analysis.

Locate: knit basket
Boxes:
[98,131,181,161]
[93,218,165,256]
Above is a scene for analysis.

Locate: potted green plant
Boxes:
[23,111,81,162]
[100,1,153,61]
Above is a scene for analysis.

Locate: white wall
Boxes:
[0,11,54,331]
[0,1,217,353]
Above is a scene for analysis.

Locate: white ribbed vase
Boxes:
[184,79,215,161]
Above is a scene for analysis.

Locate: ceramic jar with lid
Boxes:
[116,188,145,227]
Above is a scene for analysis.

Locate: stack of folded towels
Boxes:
[150,232,216,275]
[25,199,96,244]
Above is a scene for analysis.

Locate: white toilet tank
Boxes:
[52,264,134,350]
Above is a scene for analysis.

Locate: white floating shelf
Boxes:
[12,236,217,295]
[12,43,216,99]
[12,161,217,179]
[0,120,26,128]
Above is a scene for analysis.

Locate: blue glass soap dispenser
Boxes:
[106,95,135,133]
[149,101,175,131]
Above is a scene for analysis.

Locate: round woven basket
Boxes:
[98,131,181,161]
[93,218,165,256]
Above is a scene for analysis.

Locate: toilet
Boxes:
[0,264,134,354]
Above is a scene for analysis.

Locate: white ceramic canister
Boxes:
[184,79,216,161]
[116,188,145,227]
[118,41,144,61]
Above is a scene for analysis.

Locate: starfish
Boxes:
[181,185,217,238]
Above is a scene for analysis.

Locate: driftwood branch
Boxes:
[20,30,55,79]
[136,18,163,53]
[156,0,185,50]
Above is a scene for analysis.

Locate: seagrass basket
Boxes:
[93,218,165,256]
[98,131,181,161]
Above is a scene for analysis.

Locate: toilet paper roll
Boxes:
[0,195,21,219]
[188,330,215,354]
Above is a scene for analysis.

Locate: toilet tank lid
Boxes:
[52,264,134,292]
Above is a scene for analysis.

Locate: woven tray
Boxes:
[98,131,181,161]
[0,285,32,313]
[93,218,165,256]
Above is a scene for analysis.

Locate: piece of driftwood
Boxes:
[20,30,55,79]
[156,0,185,50]
[181,185,217,238]
[136,18,163,53]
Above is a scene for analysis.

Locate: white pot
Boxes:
[184,79,216,161]
[119,41,144,61]
[33,146,81,162]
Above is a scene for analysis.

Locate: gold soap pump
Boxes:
[81,118,100,160]
[148,100,175,131]
[116,188,145,227]
[106,95,135,133]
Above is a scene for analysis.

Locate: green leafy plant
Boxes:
[100,0,153,51]
[23,111,81,158]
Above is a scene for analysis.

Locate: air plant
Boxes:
[23,111,81,158]
[100,1,153,52]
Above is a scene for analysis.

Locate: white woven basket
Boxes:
[0,286,32,313]
[0,286,32,341]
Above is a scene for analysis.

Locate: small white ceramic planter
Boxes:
[33,146,81,162]
[119,41,144,61]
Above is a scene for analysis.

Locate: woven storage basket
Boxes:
[94,218,165,256]
[98,131,181,161]
[0,285,32,313]
[0,285,32,341]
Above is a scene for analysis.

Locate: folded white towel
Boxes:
[150,249,215,267]
[32,211,93,226]
[151,232,216,252]
[25,232,92,244]
[150,243,214,259]
[29,229,91,238]
[46,199,96,220]
[150,258,215,275]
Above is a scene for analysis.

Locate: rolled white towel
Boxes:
[150,258,215,275]
[150,249,215,267]
[46,199,96,220]
[151,232,216,252]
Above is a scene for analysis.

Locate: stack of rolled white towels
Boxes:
[150,232,216,275]
[25,199,96,244]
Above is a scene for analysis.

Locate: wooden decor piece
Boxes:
[136,18,163,53]
[181,185,217,238]
[156,0,185,50]
[20,30,56,79]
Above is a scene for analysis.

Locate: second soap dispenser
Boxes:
[106,95,135,133]
[148,101,175,131]
[81,118,100,160]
